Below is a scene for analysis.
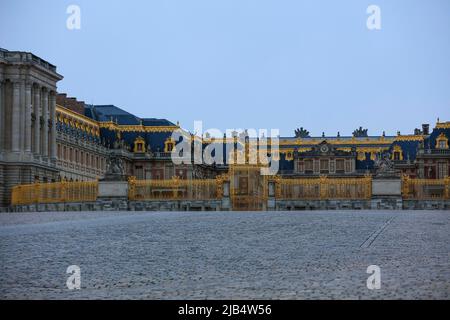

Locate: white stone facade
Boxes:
[0,49,63,206]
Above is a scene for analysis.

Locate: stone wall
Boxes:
[7,198,450,212]
[403,199,450,210]
[9,199,227,212]
[272,198,404,210]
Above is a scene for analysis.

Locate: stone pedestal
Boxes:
[97,180,129,211]
[98,180,128,198]
[372,178,401,196]
[371,177,402,209]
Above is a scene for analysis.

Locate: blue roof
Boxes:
[426,127,450,149]
[84,104,175,127]
[142,118,175,126]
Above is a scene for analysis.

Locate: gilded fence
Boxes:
[11,181,98,206]
[402,176,450,200]
[273,175,372,200]
[128,176,221,200]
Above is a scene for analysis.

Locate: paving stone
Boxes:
[0,210,449,299]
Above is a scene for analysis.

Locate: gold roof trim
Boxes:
[56,104,99,128]
[436,121,450,129]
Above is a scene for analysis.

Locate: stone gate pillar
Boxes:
[221,180,231,210]
[371,177,402,210]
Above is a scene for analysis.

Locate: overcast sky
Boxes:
[1,0,449,137]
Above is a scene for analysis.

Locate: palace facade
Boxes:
[1,48,449,207]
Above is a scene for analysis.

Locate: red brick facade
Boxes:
[56,93,85,115]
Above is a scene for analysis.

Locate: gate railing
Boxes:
[11,181,98,206]
[402,176,450,200]
[128,176,222,200]
[273,175,372,200]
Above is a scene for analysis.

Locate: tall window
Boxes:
[298,161,304,173]
[135,166,144,179]
[329,160,335,173]
[305,159,313,172]
[320,159,329,172]
[336,159,344,172]
[437,162,448,179]
[345,160,351,173]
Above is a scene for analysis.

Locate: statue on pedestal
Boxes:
[102,156,127,181]
[374,152,399,178]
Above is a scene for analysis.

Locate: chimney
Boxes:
[422,124,429,135]
[56,93,67,107]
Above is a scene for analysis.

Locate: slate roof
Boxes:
[84,104,175,126]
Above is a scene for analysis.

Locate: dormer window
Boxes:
[164,138,175,152]
[285,151,293,161]
[133,136,146,153]
[435,133,448,149]
[391,145,403,161]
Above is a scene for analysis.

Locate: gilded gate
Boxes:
[229,164,268,211]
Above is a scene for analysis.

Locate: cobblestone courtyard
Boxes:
[0,210,449,299]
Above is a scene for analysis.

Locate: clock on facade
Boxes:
[320,145,329,153]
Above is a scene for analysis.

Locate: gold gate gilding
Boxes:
[229,164,268,211]
[402,175,450,199]
[274,175,372,200]
[11,181,98,206]
[128,176,220,200]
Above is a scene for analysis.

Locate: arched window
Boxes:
[164,137,175,152]
[133,136,146,153]
[436,133,449,149]
[391,145,403,161]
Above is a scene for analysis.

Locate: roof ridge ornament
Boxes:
[352,126,368,137]
[294,127,310,138]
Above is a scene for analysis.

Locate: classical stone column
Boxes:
[11,82,21,152]
[24,82,32,153]
[33,84,41,155]
[49,91,56,159]
[42,88,49,158]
